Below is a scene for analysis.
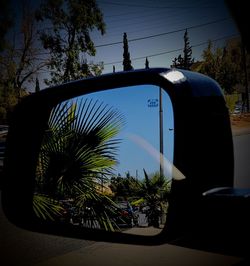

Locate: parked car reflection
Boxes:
[114,201,139,228]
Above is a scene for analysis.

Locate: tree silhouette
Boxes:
[172,29,194,70]
[145,57,149,69]
[0,0,13,51]
[36,0,105,85]
[194,39,241,94]
[35,77,40,93]
[123,33,133,71]
[183,29,194,69]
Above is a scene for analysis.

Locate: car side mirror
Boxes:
[1,68,234,247]
[32,82,177,239]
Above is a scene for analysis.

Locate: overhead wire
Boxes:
[9,7,237,76]
[95,18,231,48]
[98,0,217,9]
[10,17,231,57]
[103,34,240,66]
[98,0,227,36]
[18,34,240,76]
[98,12,222,40]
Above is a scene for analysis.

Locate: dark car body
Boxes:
[3,67,248,257]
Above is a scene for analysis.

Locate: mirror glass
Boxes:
[33,84,175,236]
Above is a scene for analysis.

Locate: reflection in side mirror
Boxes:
[33,85,175,236]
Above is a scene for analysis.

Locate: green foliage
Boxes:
[109,172,141,200]
[109,170,171,208]
[224,93,240,113]
[197,41,216,78]
[141,170,171,203]
[74,187,121,231]
[34,98,124,230]
[193,38,247,94]
[109,169,171,228]
[0,0,107,122]
[0,1,45,122]
[36,0,106,85]
[33,194,64,221]
[218,48,239,94]
[36,98,124,197]
[140,170,171,227]
[0,83,18,124]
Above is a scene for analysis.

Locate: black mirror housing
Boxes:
[1,68,234,247]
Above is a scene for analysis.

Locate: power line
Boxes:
[107,11,177,26]
[96,18,231,48]
[98,1,216,9]
[103,12,191,33]
[102,13,189,37]
[104,8,169,20]
[18,34,240,76]
[99,12,218,40]
[103,34,239,66]
[20,34,239,73]
[11,18,232,57]
[8,24,237,73]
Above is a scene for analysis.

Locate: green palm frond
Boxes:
[141,169,172,206]
[35,97,125,229]
[74,185,120,231]
[33,194,64,221]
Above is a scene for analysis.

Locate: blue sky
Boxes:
[76,85,174,179]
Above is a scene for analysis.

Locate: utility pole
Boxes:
[147,88,164,177]
[159,87,164,177]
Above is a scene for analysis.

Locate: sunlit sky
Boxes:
[72,85,173,179]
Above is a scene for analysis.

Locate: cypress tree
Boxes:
[123,32,133,71]
[183,29,194,69]
[171,29,194,70]
[145,57,149,69]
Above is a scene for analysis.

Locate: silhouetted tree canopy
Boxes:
[192,38,248,94]
[36,0,106,85]
[0,0,13,51]
[123,32,133,71]
[172,29,194,70]
[145,57,149,69]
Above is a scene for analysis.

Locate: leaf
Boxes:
[35,97,125,230]
[33,194,64,221]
